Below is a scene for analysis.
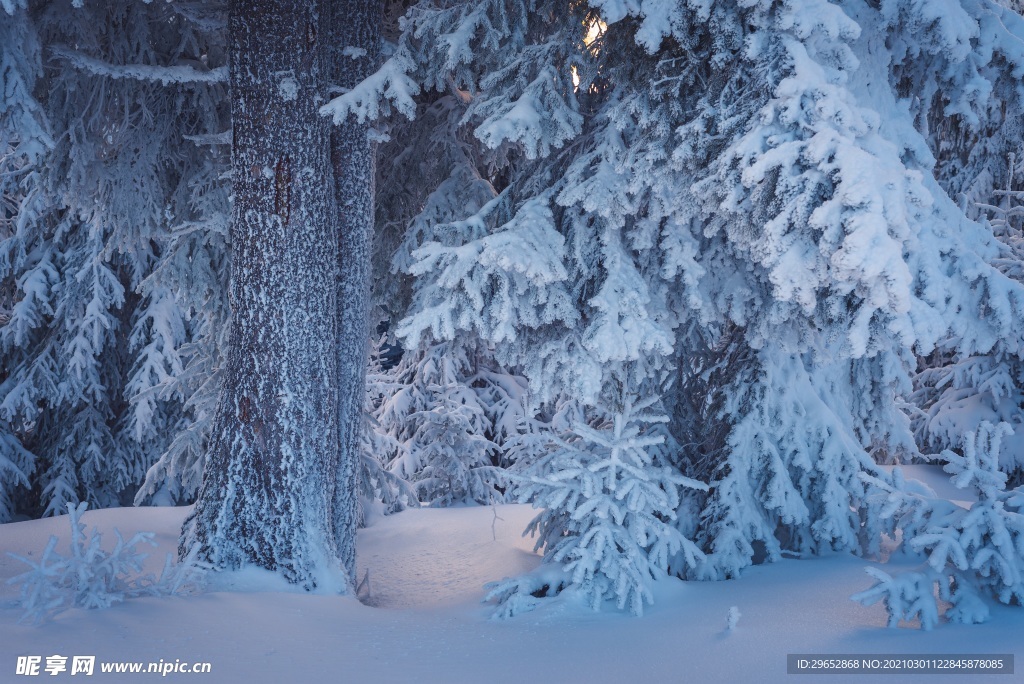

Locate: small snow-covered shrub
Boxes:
[7,502,205,624]
[853,423,1024,629]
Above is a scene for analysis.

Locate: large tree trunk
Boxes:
[329,0,381,584]
[181,0,343,589]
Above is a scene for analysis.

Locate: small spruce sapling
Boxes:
[853,422,1024,629]
[487,392,707,617]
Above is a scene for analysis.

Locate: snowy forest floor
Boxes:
[1,466,1022,683]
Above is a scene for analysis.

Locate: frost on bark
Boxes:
[180,0,343,589]
[329,0,380,584]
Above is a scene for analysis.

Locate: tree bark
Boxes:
[181,0,343,589]
[329,0,381,585]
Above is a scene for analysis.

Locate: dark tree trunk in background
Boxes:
[329,0,381,584]
[181,0,343,589]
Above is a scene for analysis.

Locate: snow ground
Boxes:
[1,467,1021,683]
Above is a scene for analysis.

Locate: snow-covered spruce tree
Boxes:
[692,347,896,579]
[130,4,233,508]
[0,1,47,520]
[328,0,1024,611]
[132,141,231,507]
[647,0,1024,579]
[0,0,228,520]
[488,385,706,616]
[854,423,1024,629]
[579,0,1024,581]
[913,153,1024,486]
[348,75,535,509]
[180,0,347,588]
[373,341,510,505]
[905,0,1024,486]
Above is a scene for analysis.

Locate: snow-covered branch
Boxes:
[51,46,227,85]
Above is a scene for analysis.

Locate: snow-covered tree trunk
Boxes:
[328,0,380,586]
[181,0,344,589]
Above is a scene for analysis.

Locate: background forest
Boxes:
[2,0,1024,628]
